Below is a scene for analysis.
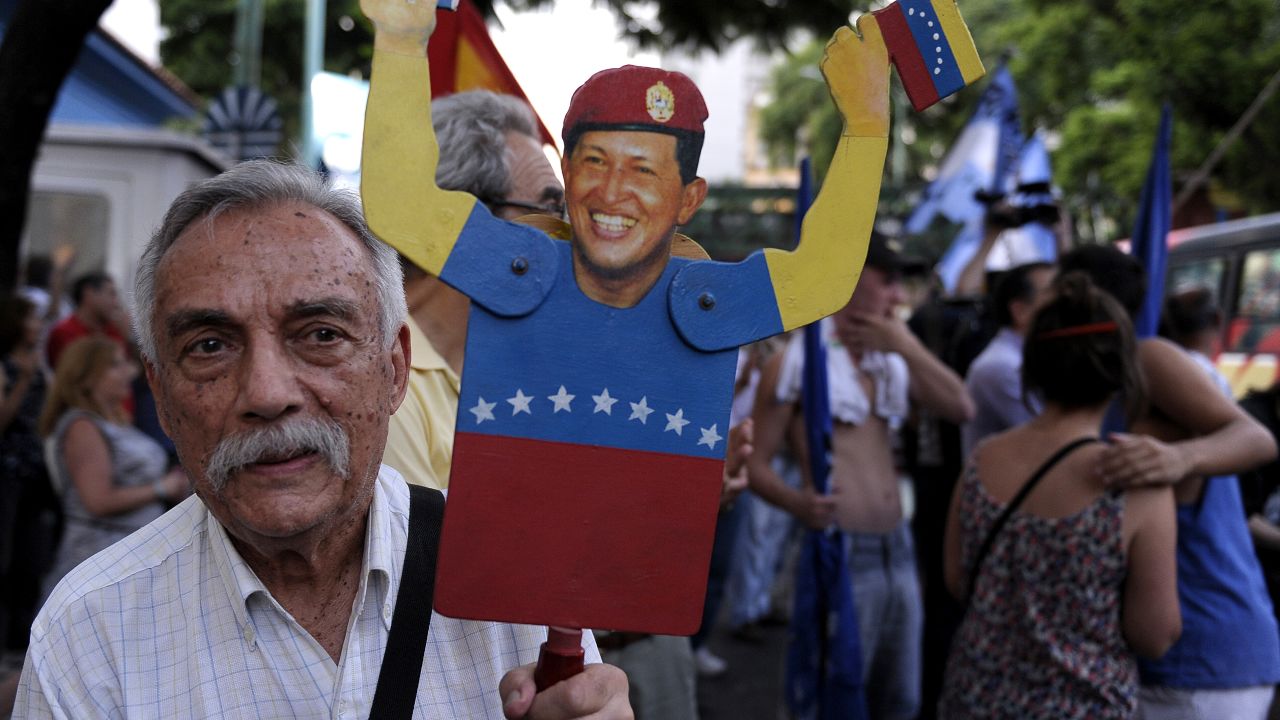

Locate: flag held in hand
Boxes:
[873,0,984,111]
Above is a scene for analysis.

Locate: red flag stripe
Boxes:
[876,3,940,111]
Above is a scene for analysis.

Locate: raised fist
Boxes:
[361,0,437,51]
[820,15,890,139]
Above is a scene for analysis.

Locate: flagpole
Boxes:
[301,0,325,168]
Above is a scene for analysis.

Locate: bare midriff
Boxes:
[829,365,903,533]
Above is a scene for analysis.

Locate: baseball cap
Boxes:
[865,232,905,278]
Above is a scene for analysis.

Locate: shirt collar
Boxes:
[205,469,400,637]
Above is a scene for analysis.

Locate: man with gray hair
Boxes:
[383,90,563,489]
[14,160,628,719]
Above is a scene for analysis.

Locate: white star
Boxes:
[629,396,654,424]
[469,397,496,424]
[507,389,533,416]
[548,385,575,413]
[697,424,723,450]
[592,388,618,415]
[664,408,690,436]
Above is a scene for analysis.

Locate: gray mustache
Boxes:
[205,417,350,490]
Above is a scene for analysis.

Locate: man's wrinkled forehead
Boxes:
[153,205,372,328]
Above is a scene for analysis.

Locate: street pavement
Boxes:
[696,619,790,720]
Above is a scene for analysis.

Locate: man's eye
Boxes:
[190,338,225,355]
[309,327,341,343]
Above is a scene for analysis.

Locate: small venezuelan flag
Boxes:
[873,0,985,111]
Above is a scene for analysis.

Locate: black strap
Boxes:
[965,436,1099,602]
[369,484,446,720]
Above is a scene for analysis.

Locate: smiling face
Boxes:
[145,201,408,546]
[562,130,707,307]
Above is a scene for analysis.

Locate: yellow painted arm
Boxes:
[361,2,475,275]
[764,17,890,332]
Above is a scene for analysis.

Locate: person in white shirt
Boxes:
[13,160,629,719]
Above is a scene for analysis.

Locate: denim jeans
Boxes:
[846,522,923,720]
[728,458,800,628]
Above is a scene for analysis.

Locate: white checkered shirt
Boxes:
[15,465,600,719]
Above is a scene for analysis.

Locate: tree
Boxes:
[761,0,1280,248]
[159,0,375,152]
[0,0,114,290]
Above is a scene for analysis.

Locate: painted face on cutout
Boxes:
[563,130,706,305]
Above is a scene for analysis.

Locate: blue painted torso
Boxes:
[455,233,738,460]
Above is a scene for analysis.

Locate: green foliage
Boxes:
[157,0,1280,241]
[762,0,1280,248]
[159,0,373,151]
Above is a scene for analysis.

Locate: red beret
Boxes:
[562,65,709,142]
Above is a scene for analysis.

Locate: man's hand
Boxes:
[721,420,753,508]
[792,487,837,530]
[832,311,910,356]
[819,15,890,138]
[500,662,633,719]
[361,0,437,54]
[1099,432,1192,488]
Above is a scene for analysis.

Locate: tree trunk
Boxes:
[0,0,113,290]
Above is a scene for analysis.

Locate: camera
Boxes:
[975,182,1060,228]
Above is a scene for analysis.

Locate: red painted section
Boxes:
[875,4,940,112]
[435,433,725,634]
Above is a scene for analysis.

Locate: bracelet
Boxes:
[151,477,167,501]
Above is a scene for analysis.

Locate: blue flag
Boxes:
[784,158,869,720]
[1131,105,1173,338]
[908,66,1022,291]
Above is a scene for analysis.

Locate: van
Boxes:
[1167,211,1280,396]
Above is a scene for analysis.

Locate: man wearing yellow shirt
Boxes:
[382,90,564,488]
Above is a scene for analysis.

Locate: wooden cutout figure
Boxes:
[359,0,982,634]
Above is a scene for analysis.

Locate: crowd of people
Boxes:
[0,6,1278,720]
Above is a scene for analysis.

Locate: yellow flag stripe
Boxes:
[934,0,985,84]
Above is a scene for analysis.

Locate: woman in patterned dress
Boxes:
[939,273,1180,719]
[37,337,189,596]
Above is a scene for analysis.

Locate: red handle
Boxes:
[533,627,585,691]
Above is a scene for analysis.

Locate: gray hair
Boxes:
[433,90,540,201]
[133,159,405,362]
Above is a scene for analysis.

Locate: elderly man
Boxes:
[14,161,628,719]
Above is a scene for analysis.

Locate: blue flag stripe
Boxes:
[898,0,966,98]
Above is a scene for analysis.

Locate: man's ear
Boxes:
[388,322,411,413]
[677,177,708,226]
